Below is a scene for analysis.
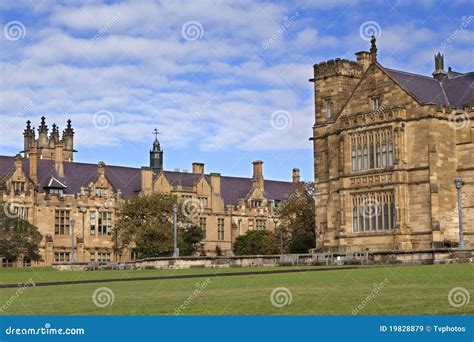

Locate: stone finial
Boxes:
[370,35,377,63]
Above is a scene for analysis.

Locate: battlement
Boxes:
[313,58,363,80]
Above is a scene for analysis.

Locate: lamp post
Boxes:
[70,219,75,263]
[273,218,283,255]
[454,177,465,248]
[172,204,179,257]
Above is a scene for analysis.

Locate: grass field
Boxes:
[0,264,472,315]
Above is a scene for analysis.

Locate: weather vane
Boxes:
[153,128,160,139]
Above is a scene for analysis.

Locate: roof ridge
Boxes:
[385,67,438,81]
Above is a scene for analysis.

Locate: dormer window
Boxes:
[44,176,67,196]
[12,181,25,193]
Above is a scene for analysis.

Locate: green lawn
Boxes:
[0,264,472,315]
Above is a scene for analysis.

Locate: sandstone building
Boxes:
[311,37,473,252]
[0,118,296,266]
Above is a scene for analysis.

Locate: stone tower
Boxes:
[150,129,163,175]
[23,116,75,162]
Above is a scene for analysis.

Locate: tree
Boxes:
[277,182,316,253]
[0,203,43,262]
[233,230,279,255]
[114,193,183,258]
[178,225,204,256]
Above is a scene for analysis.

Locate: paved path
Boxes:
[0,266,358,289]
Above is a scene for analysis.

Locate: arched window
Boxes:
[369,143,374,169]
[357,146,362,171]
[352,147,356,171]
[388,141,393,166]
[376,143,380,168]
[383,203,389,229]
[363,145,368,170]
[353,206,358,232]
[390,202,396,229]
[382,143,387,167]
[359,206,365,231]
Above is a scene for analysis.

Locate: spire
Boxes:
[150,128,163,175]
[38,116,47,133]
[370,35,377,63]
[432,52,447,81]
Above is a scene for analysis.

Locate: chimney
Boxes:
[140,167,153,195]
[29,146,38,183]
[252,160,264,190]
[54,143,64,176]
[210,173,221,195]
[192,162,204,174]
[292,168,301,183]
[355,51,370,72]
[14,154,22,171]
[432,52,447,81]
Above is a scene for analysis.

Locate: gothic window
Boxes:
[382,144,387,167]
[388,141,393,166]
[326,99,333,118]
[218,218,225,240]
[55,210,70,235]
[352,191,395,232]
[256,219,266,230]
[12,181,25,193]
[363,145,368,170]
[198,197,208,208]
[90,211,96,235]
[369,143,375,169]
[351,128,394,172]
[54,252,70,263]
[372,97,380,110]
[200,217,207,239]
[98,212,112,236]
[352,147,357,171]
[352,206,358,232]
[357,146,362,170]
[376,143,381,168]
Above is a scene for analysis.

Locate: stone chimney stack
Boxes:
[192,162,204,174]
[29,146,38,183]
[252,160,264,190]
[140,167,153,195]
[432,52,447,81]
[292,168,301,183]
[355,51,371,72]
[54,143,64,176]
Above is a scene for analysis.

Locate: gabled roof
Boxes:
[385,68,473,108]
[45,175,67,189]
[0,155,295,205]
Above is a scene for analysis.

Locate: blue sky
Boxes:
[0,0,472,181]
